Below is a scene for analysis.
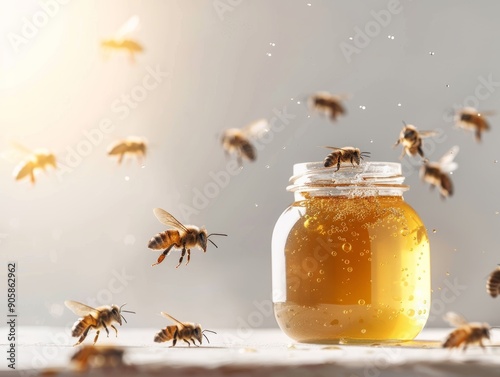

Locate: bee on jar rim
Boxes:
[454,107,492,142]
[147,208,227,268]
[420,146,459,199]
[107,136,147,165]
[323,146,370,171]
[65,301,135,346]
[101,15,144,63]
[221,119,269,166]
[70,345,126,371]
[308,92,347,122]
[394,123,438,159]
[486,265,500,298]
[12,147,57,185]
[154,311,216,347]
[442,312,491,351]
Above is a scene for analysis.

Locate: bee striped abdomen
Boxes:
[241,142,256,161]
[72,317,91,337]
[487,267,500,298]
[148,230,180,250]
[154,326,177,343]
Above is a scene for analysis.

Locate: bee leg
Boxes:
[111,325,118,337]
[417,145,424,158]
[118,153,124,164]
[193,340,199,347]
[184,339,191,347]
[176,246,187,268]
[336,159,341,172]
[152,244,175,266]
[172,338,177,347]
[30,171,35,185]
[93,330,101,345]
[475,129,482,142]
[74,327,91,346]
[186,249,191,265]
[103,323,110,337]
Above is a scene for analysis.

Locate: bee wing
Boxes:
[323,146,344,151]
[443,311,468,327]
[418,130,439,139]
[153,208,188,232]
[65,301,100,317]
[439,146,459,173]
[13,161,33,180]
[114,15,140,41]
[242,119,269,138]
[160,312,186,328]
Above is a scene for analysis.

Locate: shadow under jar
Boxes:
[272,162,430,344]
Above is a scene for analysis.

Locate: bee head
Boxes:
[482,326,491,340]
[199,229,227,252]
[110,305,123,325]
[193,325,203,344]
[403,125,417,139]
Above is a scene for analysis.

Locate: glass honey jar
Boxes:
[272,161,430,343]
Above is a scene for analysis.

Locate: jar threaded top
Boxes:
[287,161,408,197]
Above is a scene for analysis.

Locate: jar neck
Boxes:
[287,162,408,200]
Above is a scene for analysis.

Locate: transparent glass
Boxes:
[272,162,430,344]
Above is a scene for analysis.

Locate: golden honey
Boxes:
[272,162,430,343]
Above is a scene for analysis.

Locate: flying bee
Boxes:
[308,92,347,122]
[70,345,125,371]
[13,148,57,185]
[486,265,500,298]
[107,137,147,165]
[394,123,438,158]
[101,15,143,62]
[221,119,269,166]
[442,312,491,351]
[454,107,492,142]
[148,208,227,268]
[65,301,135,346]
[154,311,216,347]
[420,146,459,199]
[323,146,370,171]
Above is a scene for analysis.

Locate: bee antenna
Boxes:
[208,239,218,248]
[208,233,228,238]
[120,314,128,324]
[203,329,217,335]
[122,310,136,314]
[402,120,407,126]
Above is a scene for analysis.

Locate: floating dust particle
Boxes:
[269,42,276,46]
[349,37,353,40]
[446,272,450,276]
[359,105,366,110]
[141,164,146,168]
[287,344,297,350]
[266,53,272,57]
[407,309,415,317]
[255,204,259,207]
[358,299,365,305]
[307,3,312,6]
[346,267,353,272]
[496,211,499,215]
[397,103,402,107]
[265,165,270,169]
[370,139,374,143]
[387,35,395,40]
[331,319,339,325]
[124,176,130,181]
[495,160,498,163]
[361,329,367,334]
[429,51,435,55]
[446,84,450,88]
[307,272,313,277]
[297,101,301,104]
[432,229,437,234]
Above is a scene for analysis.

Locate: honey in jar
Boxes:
[272,162,430,343]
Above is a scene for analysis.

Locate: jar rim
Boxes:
[288,161,408,194]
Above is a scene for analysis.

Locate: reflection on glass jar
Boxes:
[272,162,430,344]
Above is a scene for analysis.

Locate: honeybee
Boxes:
[154,311,216,347]
[308,92,346,122]
[148,208,227,267]
[221,119,269,166]
[323,146,370,171]
[454,107,492,142]
[70,345,125,371]
[65,301,135,346]
[107,137,147,164]
[442,312,490,351]
[101,15,143,62]
[12,148,57,185]
[486,265,500,298]
[394,123,438,158]
[420,146,458,199]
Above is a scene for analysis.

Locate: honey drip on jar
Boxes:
[273,195,430,344]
